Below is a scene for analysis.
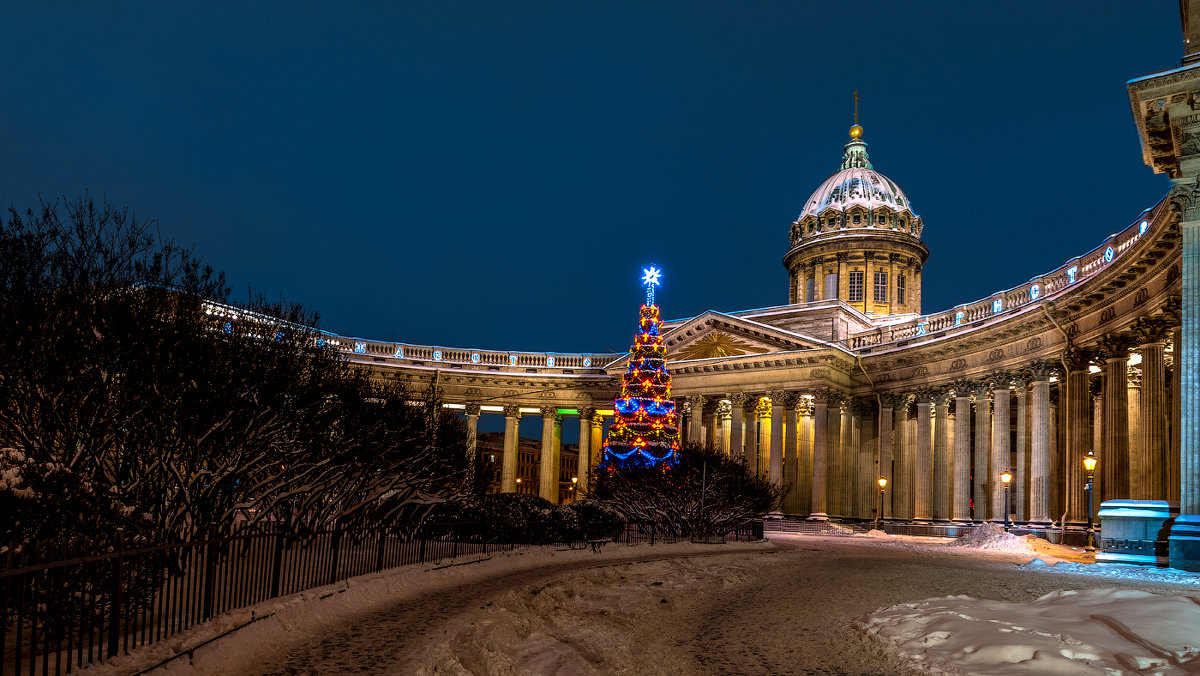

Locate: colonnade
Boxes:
[462,404,606,503]
[677,326,1183,530]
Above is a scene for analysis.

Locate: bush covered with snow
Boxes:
[428,494,624,544]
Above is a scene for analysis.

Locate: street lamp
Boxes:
[1000,470,1013,530]
[875,477,888,531]
[1083,451,1098,552]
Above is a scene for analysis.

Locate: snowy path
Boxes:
[119,532,1200,675]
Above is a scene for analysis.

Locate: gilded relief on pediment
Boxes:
[670,331,772,361]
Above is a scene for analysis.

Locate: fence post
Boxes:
[374,529,387,572]
[107,531,123,658]
[201,527,218,620]
[418,537,426,563]
[269,530,285,599]
[327,530,343,586]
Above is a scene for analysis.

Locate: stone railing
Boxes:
[335,336,617,372]
[848,200,1166,351]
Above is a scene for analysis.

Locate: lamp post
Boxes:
[1000,470,1013,530]
[875,477,888,531]
[1083,451,1098,552]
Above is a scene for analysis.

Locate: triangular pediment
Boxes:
[660,311,821,361]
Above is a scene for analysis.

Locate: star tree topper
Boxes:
[642,266,661,305]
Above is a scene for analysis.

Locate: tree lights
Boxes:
[602,267,680,466]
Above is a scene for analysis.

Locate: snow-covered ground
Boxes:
[84,526,1200,675]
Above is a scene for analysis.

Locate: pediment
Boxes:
[661,311,819,362]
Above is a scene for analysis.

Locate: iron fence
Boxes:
[0,523,521,676]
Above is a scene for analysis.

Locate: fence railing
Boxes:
[1,518,765,675]
[0,523,524,676]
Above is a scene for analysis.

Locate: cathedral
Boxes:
[328,9,1200,571]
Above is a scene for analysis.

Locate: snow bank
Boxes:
[947,522,1036,554]
[859,587,1200,674]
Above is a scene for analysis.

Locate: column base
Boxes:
[1169,514,1200,572]
[806,512,829,521]
[765,511,784,520]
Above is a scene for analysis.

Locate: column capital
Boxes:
[717,399,733,416]
[949,378,975,398]
[836,251,849,262]
[578,406,596,422]
[1025,359,1057,382]
[503,404,522,419]
[914,387,936,405]
[798,396,815,415]
[889,252,903,263]
[1131,315,1173,345]
[931,389,952,407]
[768,390,792,406]
[540,405,559,418]
[1096,332,1137,361]
[686,394,707,411]
[728,392,749,407]
[1062,347,1095,373]
[465,402,482,416]
[879,392,910,410]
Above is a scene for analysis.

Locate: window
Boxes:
[877,214,887,225]
[824,272,838,299]
[852,213,862,224]
[897,274,907,305]
[874,270,888,303]
[826,216,835,227]
[848,271,864,302]
[805,277,815,302]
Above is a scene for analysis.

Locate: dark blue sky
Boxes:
[1,2,1182,354]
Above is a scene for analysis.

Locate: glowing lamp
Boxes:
[1000,471,1012,485]
[877,477,887,489]
[1083,452,1097,473]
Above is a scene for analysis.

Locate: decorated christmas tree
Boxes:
[602,267,681,467]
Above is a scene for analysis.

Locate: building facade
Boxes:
[317,10,1200,569]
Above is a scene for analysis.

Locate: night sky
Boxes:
[1,2,1183,356]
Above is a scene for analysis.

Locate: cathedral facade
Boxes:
[331,10,1200,570]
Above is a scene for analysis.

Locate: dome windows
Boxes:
[852,213,862,225]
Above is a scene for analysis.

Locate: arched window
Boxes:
[897,274,907,305]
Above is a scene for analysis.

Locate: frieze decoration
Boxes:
[1168,263,1181,284]
[912,366,930,377]
[948,358,967,371]
[811,368,828,379]
[1066,323,1080,339]
[1134,289,1149,307]
[538,391,557,400]
[875,373,892,384]
[503,389,517,397]
[1024,337,1042,353]
[1101,307,1117,323]
[986,348,1006,363]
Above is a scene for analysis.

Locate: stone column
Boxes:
[1135,323,1168,500]
[893,399,911,520]
[836,252,848,302]
[1099,336,1132,502]
[889,253,901,307]
[810,392,830,519]
[878,395,895,520]
[539,406,560,502]
[952,384,973,522]
[1172,324,1183,504]
[577,407,594,494]
[841,404,856,517]
[991,375,1011,523]
[827,397,844,517]
[714,399,731,454]
[590,414,604,476]
[769,392,786,486]
[502,405,521,493]
[1064,349,1092,526]
[784,394,800,509]
[729,392,747,462]
[465,403,481,493]
[857,405,874,518]
[913,391,933,522]
[932,391,951,522]
[1028,362,1054,527]
[687,395,705,446]
[745,399,761,477]
[1014,377,1028,523]
[798,397,814,515]
[1170,182,1200,571]
[863,252,875,315]
[973,383,993,522]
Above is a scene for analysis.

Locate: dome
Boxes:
[791,130,921,242]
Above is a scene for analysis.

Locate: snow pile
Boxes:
[1025,560,1200,585]
[859,587,1200,674]
[862,528,891,538]
[947,522,1035,554]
